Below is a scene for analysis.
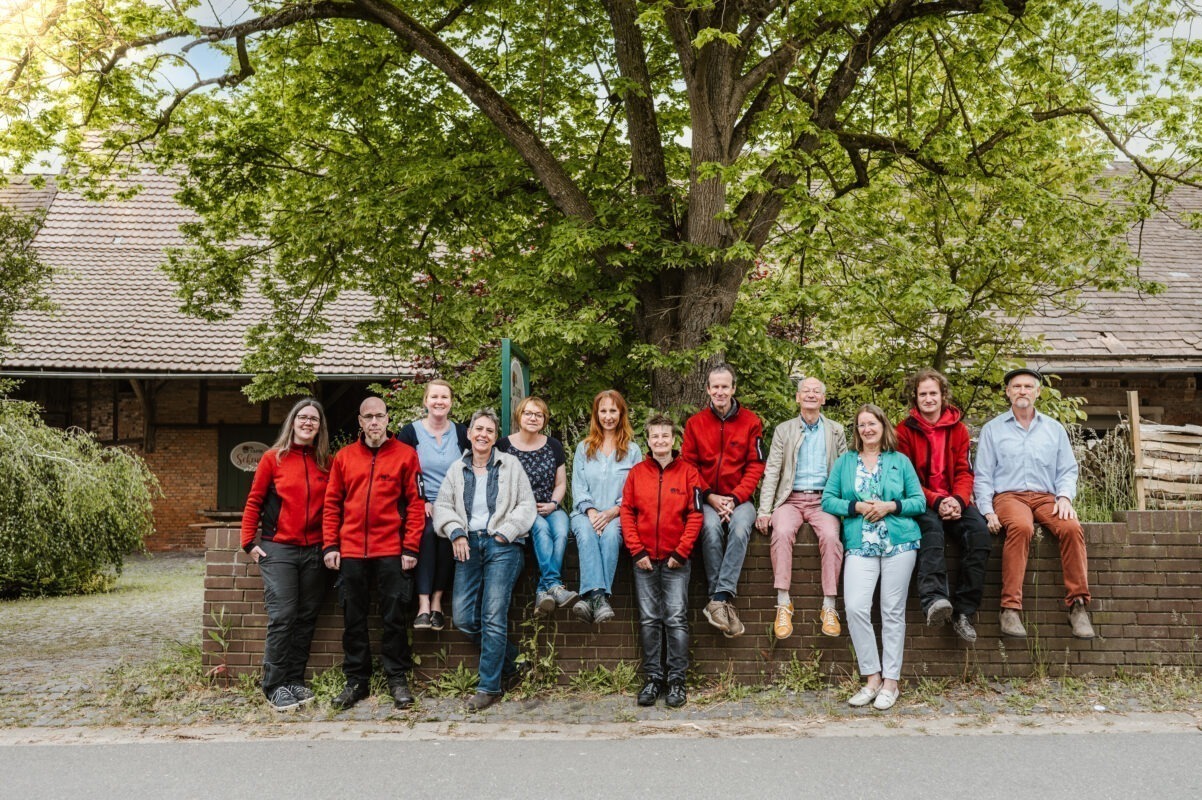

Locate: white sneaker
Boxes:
[873,688,899,710]
[848,685,880,707]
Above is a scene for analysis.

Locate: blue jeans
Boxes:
[452,532,524,695]
[633,560,692,683]
[698,501,756,597]
[571,513,622,596]
[258,540,325,696]
[530,509,570,593]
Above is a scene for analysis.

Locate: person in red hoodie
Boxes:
[621,414,703,709]
[895,368,992,643]
[322,396,426,710]
[680,363,765,638]
[241,397,331,711]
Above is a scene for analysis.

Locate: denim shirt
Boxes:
[570,441,642,517]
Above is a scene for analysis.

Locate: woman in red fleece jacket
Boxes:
[621,414,703,709]
[241,398,331,712]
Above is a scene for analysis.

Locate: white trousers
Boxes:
[843,550,917,681]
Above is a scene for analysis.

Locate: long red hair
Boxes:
[583,390,634,461]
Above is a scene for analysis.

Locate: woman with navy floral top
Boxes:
[822,404,925,711]
[498,396,575,618]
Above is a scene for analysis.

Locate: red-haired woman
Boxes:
[241,397,331,711]
[569,390,642,624]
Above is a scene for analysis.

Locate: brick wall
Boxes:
[1058,373,1201,426]
[61,379,284,551]
[202,510,1202,684]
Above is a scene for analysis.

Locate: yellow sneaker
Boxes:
[773,603,794,640]
[820,606,841,637]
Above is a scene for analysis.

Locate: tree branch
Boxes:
[353,0,595,221]
[602,0,673,225]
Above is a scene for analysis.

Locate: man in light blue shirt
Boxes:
[974,368,1094,640]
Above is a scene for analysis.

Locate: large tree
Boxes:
[2,1,1198,419]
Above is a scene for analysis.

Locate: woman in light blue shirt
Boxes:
[569,390,641,624]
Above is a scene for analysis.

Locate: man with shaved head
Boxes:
[323,396,426,710]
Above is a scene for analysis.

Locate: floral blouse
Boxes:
[845,454,920,558]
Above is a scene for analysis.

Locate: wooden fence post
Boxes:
[1127,389,1146,511]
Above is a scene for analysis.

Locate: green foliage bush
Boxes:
[0,390,157,597]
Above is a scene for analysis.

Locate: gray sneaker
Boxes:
[534,591,556,618]
[926,598,953,626]
[951,614,978,644]
[592,594,615,624]
[571,597,594,624]
[268,685,300,712]
[550,585,579,608]
[287,684,316,705]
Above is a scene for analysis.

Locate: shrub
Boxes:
[1070,423,1135,522]
[0,390,157,597]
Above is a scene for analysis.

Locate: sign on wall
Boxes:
[500,338,530,437]
[230,441,269,472]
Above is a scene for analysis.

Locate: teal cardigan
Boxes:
[821,450,925,551]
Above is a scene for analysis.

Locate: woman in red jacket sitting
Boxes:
[241,398,331,711]
[620,414,704,709]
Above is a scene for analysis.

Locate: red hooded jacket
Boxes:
[322,435,426,559]
[620,456,704,563]
[680,400,766,505]
[895,406,975,511]
[241,445,328,551]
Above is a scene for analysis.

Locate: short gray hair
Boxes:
[797,376,826,394]
[469,408,501,431]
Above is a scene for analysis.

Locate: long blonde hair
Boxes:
[583,390,634,461]
[272,398,331,470]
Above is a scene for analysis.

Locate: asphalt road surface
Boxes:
[3,732,1198,799]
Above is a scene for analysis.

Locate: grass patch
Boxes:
[568,661,640,695]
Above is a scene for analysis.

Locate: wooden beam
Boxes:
[1127,390,1146,511]
[129,379,158,453]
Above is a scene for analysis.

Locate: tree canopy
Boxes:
[2,1,1199,425]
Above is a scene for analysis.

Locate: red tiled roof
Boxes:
[1,170,410,377]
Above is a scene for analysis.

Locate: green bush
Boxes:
[0,391,157,597]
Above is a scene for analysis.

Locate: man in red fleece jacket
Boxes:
[323,396,426,710]
[680,363,765,638]
[621,414,703,709]
[895,369,992,643]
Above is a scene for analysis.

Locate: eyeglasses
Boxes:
[521,410,545,418]
[295,414,321,423]
[360,413,388,421]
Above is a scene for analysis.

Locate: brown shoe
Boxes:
[999,608,1027,638]
[820,606,841,637]
[1069,599,1096,639]
[773,603,794,640]
[703,599,731,634]
[723,602,745,638]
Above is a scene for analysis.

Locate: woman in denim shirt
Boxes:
[822,404,925,711]
[569,390,642,624]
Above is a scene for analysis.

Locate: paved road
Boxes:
[3,732,1198,799]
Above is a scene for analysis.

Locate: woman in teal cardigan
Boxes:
[822,404,925,711]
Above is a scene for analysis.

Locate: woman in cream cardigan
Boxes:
[434,408,537,712]
[822,404,925,711]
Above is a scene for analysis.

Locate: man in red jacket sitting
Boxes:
[621,414,704,708]
[895,369,992,643]
[681,363,766,638]
[323,396,427,710]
